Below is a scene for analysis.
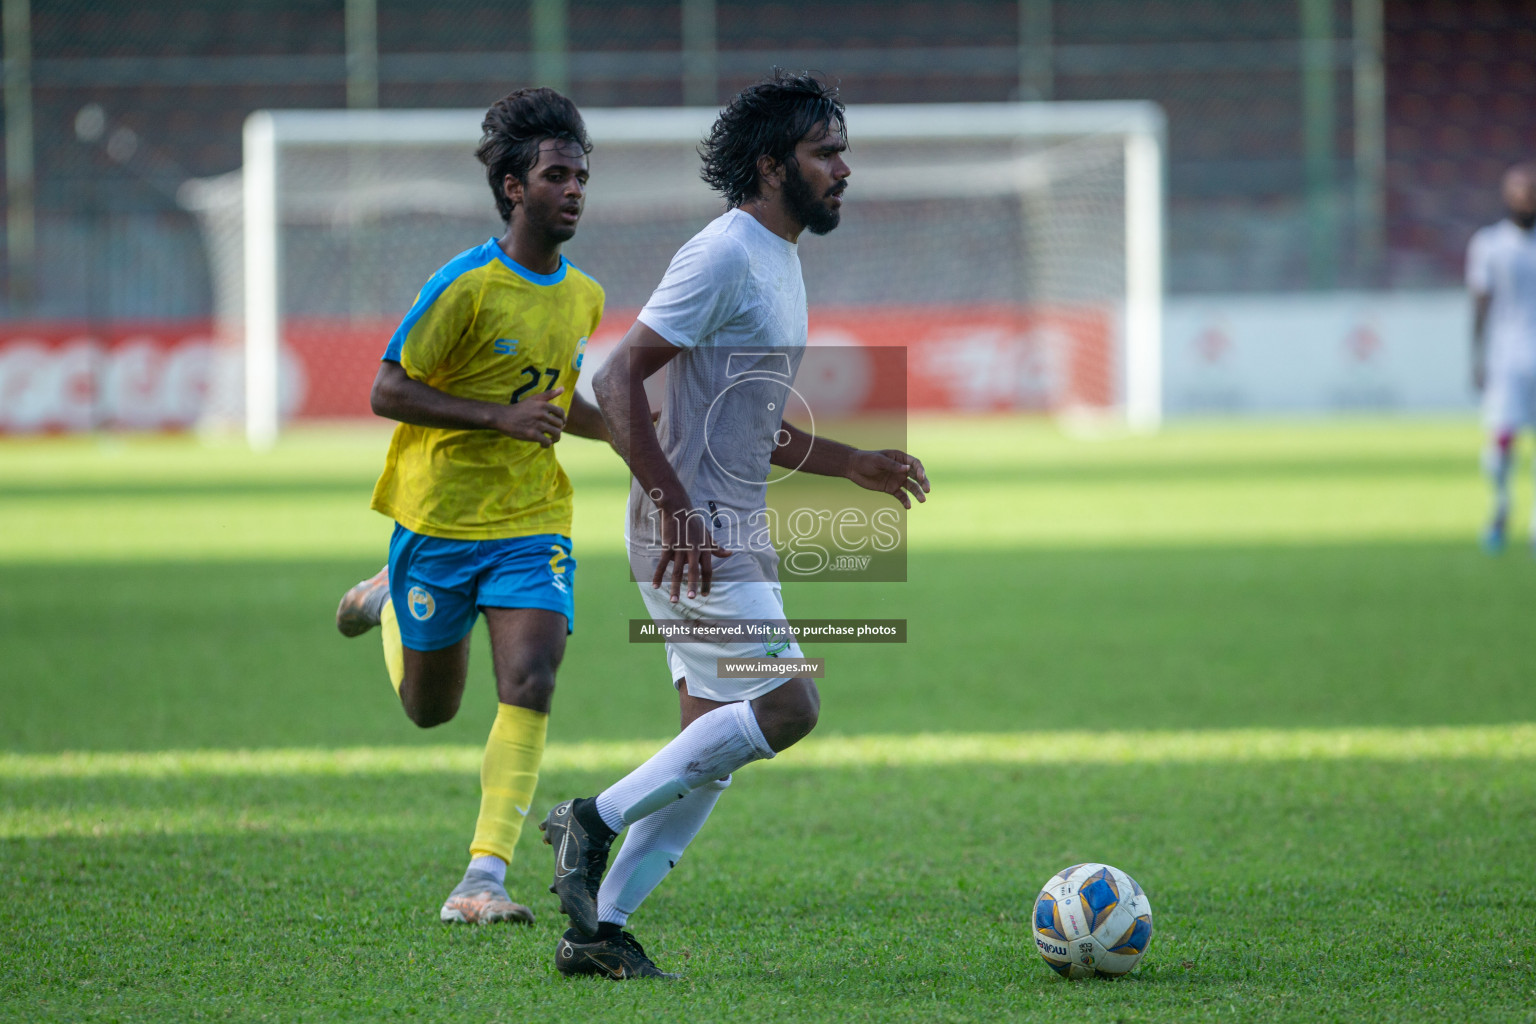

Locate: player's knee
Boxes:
[793,681,821,736]
[756,678,819,752]
[402,696,458,729]
[497,661,557,708]
[399,676,462,728]
[761,712,816,752]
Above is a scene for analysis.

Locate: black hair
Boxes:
[476,87,592,223]
[699,70,845,208]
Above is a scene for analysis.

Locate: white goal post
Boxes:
[232,101,1164,448]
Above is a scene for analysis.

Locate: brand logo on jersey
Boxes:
[494,339,519,355]
[572,336,588,370]
[407,586,436,621]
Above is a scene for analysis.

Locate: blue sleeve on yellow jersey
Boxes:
[383,241,498,363]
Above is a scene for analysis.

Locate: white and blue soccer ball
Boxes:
[1032,862,1154,979]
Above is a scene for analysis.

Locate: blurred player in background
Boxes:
[539,71,930,980]
[1469,162,1536,552]
[333,88,609,924]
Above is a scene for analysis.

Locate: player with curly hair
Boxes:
[334,87,610,925]
[540,70,930,980]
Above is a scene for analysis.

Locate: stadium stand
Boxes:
[2,0,1535,320]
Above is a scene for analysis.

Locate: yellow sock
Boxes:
[380,598,405,696]
[470,703,548,864]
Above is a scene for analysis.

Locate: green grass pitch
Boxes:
[2,418,1535,1022]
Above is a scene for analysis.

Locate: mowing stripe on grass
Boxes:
[3,723,1534,780]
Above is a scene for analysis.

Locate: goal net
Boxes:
[181,102,1164,447]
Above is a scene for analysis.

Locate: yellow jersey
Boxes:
[370,238,605,541]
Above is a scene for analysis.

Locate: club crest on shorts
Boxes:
[763,628,790,657]
[407,586,436,621]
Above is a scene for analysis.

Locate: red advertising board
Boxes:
[0,306,1112,432]
[0,322,219,432]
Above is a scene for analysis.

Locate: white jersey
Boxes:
[1467,219,1536,377]
[627,208,808,585]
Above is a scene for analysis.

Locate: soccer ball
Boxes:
[1031,862,1154,979]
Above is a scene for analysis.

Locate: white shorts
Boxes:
[1484,370,1536,433]
[637,581,805,703]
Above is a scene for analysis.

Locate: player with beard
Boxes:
[539,71,930,979]
[1470,162,1536,552]
[333,88,609,925]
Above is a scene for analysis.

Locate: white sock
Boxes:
[597,775,731,927]
[467,854,506,884]
[594,701,772,832]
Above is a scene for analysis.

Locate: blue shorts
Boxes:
[387,525,576,651]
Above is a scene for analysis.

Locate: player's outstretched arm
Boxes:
[592,322,731,600]
[370,360,566,447]
[772,421,930,508]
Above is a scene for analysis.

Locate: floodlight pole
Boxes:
[1301,0,1339,289]
[243,112,280,452]
[1352,0,1385,285]
[681,0,716,105]
[345,0,379,110]
[1017,0,1053,100]
[4,0,35,310]
[533,0,568,93]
